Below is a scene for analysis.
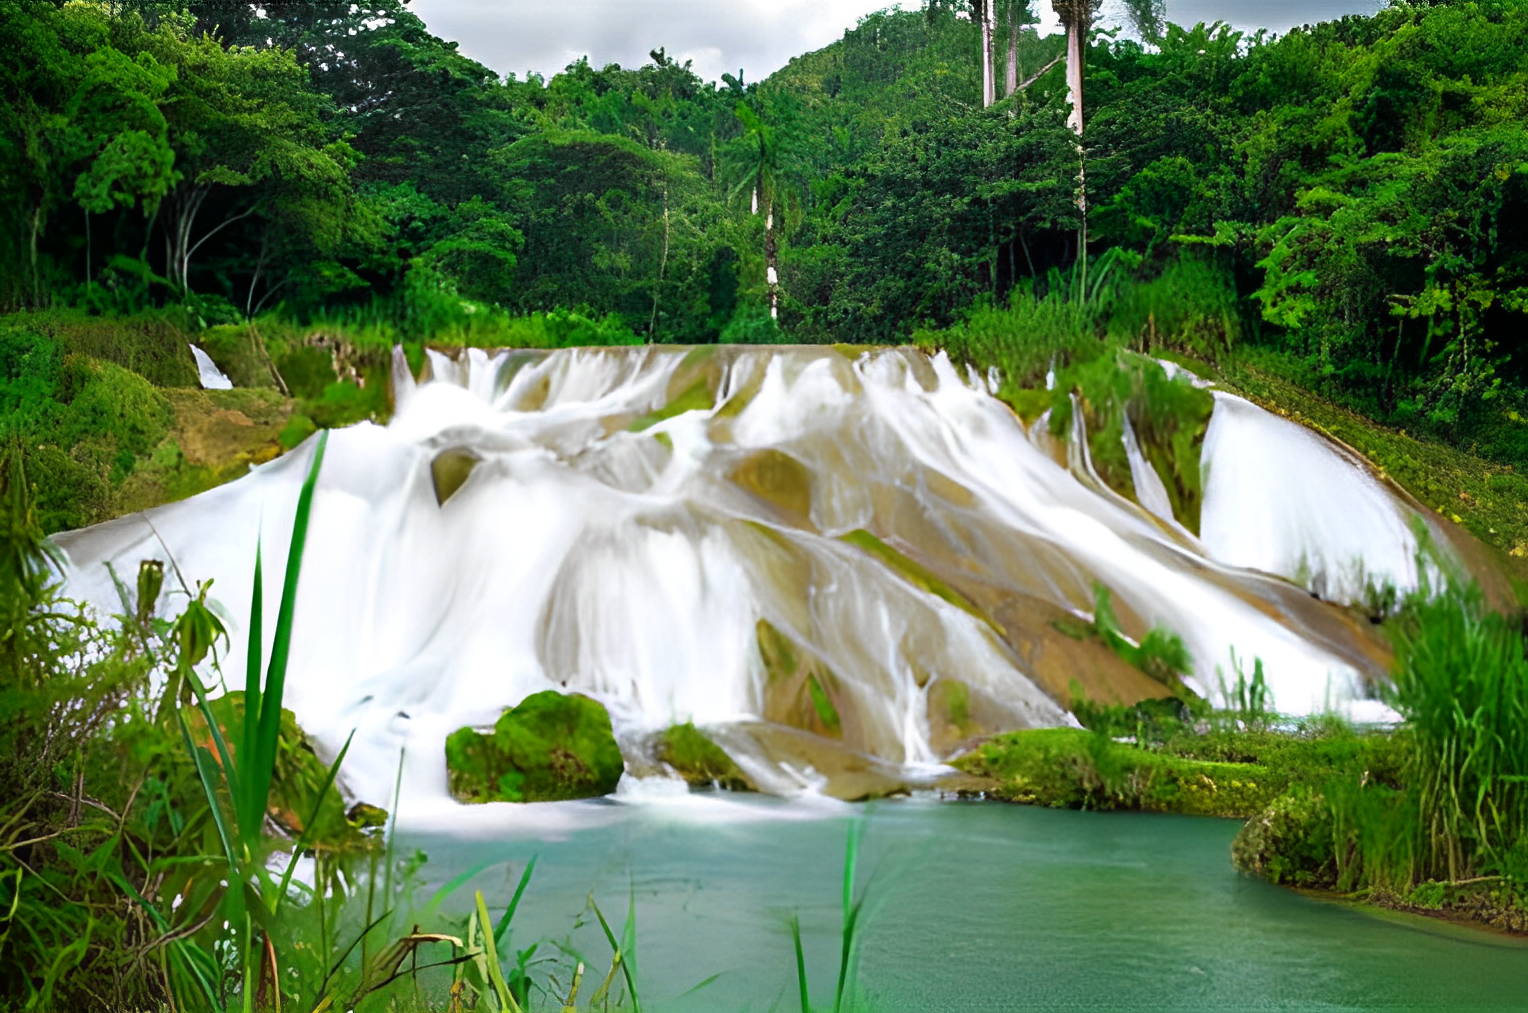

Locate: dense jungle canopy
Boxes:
[3,0,1527,468]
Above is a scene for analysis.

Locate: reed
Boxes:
[1385,575,1528,884]
[786,819,867,1013]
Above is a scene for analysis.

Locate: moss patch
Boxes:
[729,448,813,524]
[627,378,716,432]
[430,447,481,505]
[655,722,752,791]
[445,691,625,803]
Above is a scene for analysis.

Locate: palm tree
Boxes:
[724,103,798,320]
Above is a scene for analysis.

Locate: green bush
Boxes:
[1108,255,1240,362]
[719,304,785,345]
[1232,787,1339,888]
[915,289,1096,395]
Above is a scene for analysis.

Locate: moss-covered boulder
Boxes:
[446,691,625,803]
[656,722,752,791]
[1231,788,1339,888]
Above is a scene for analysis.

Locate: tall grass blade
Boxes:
[790,913,810,1013]
[274,730,355,910]
[493,856,537,947]
[174,708,237,869]
[474,889,522,1013]
[240,537,263,844]
[248,431,329,848]
[834,820,863,1013]
[591,897,641,1013]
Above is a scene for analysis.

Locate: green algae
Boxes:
[430,447,481,505]
[730,448,813,521]
[627,378,716,432]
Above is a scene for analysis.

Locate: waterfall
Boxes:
[190,344,233,389]
[54,346,1477,812]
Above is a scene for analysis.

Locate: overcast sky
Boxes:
[409,0,1388,85]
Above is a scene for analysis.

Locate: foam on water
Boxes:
[53,346,1469,816]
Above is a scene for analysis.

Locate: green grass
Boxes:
[954,726,1290,818]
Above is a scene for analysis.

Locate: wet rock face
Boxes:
[445,691,625,803]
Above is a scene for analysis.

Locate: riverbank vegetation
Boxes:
[958,563,1528,934]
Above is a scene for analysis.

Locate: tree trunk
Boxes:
[766,201,779,320]
[246,227,268,318]
[979,0,996,107]
[649,179,669,339]
[167,183,257,295]
[1062,16,1089,284]
[29,202,42,308]
[1005,3,1020,97]
[1065,22,1085,135]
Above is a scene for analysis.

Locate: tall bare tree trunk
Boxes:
[649,179,670,338]
[1056,4,1092,292]
[979,0,996,107]
[29,203,42,308]
[1065,22,1085,135]
[1005,2,1019,97]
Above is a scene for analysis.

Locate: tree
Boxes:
[69,46,179,286]
[141,29,354,296]
[1051,0,1100,135]
[724,102,803,320]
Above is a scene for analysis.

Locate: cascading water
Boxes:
[53,345,1481,813]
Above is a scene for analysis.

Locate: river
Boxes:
[399,793,1528,1011]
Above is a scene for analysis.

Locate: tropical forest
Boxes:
[2,0,1527,1008]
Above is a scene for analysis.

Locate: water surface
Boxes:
[403,796,1528,1011]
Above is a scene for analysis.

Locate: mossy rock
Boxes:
[1231,788,1339,888]
[446,691,625,803]
[656,722,752,791]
